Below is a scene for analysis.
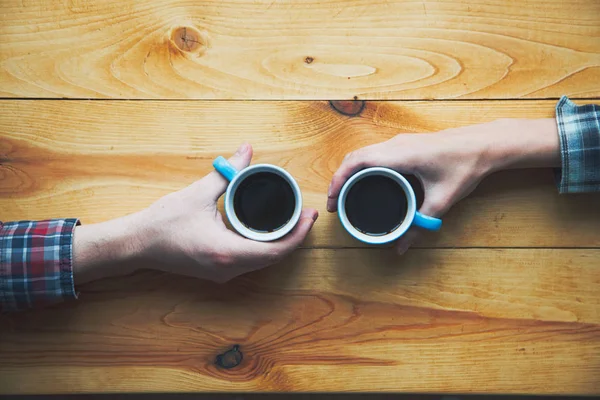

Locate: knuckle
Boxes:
[344,149,367,166]
[352,148,366,159]
[208,249,235,268]
[425,196,448,216]
[264,249,282,265]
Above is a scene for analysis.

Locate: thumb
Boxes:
[198,143,253,201]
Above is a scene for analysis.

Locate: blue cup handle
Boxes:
[213,156,238,181]
[413,211,442,231]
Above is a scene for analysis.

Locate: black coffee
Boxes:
[233,172,296,233]
[345,175,407,235]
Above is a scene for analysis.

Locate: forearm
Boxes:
[481,118,561,172]
[73,212,145,285]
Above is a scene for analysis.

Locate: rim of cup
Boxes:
[225,164,303,242]
[337,167,417,245]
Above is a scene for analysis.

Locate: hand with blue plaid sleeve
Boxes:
[73,144,318,285]
[327,118,564,255]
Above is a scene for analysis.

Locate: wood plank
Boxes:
[1,0,599,99]
[2,99,599,248]
[1,249,598,394]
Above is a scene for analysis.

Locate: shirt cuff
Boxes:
[555,96,600,193]
[0,219,79,312]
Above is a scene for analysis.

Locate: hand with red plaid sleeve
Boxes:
[2,144,317,311]
[72,143,318,286]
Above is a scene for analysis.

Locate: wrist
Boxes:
[480,118,561,173]
[73,212,146,284]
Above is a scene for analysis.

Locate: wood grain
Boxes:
[2,99,599,248]
[2,0,599,395]
[1,248,598,394]
[1,0,599,99]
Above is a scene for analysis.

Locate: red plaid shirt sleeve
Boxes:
[0,219,79,312]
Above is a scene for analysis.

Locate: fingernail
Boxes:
[326,201,334,213]
[312,211,319,222]
[235,143,248,155]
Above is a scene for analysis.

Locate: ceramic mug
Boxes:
[213,156,303,241]
[338,167,442,244]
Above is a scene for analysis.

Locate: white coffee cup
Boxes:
[338,167,442,245]
[213,156,303,242]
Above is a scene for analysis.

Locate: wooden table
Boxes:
[1,0,599,395]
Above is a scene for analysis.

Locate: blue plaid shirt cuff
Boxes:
[555,96,600,194]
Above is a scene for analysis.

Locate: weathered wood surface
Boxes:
[2,0,600,395]
[1,0,599,99]
[2,100,599,248]
[1,249,599,394]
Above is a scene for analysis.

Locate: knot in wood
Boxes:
[329,100,366,117]
[215,344,243,369]
[171,27,204,52]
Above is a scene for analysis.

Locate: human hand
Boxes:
[327,119,560,254]
[74,144,318,284]
[326,121,506,254]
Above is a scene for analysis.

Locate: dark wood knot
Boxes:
[171,27,205,53]
[329,100,366,117]
[215,344,243,369]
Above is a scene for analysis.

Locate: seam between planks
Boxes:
[1,98,600,102]
[299,246,600,250]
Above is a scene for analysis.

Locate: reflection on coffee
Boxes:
[233,172,296,233]
[345,175,407,235]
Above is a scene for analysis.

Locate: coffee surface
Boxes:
[233,172,295,233]
[345,175,407,235]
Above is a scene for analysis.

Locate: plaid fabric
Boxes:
[555,96,600,193]
[0,219,79,312]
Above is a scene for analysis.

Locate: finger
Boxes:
[395,186,447,255]
[419,185,449,217]
[268,208,319,255]
[395,228,421,255]
[196,143,253,201]
[224,208,318,270]
[327,147,378,212]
